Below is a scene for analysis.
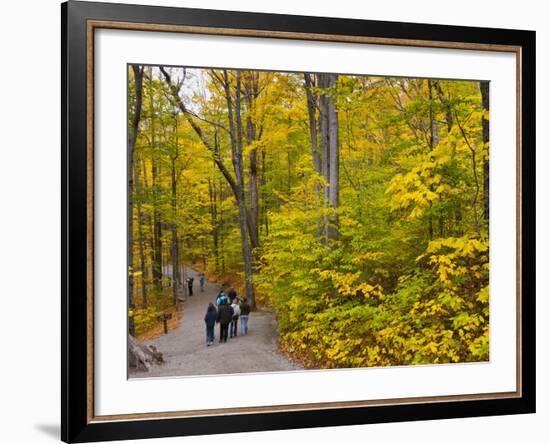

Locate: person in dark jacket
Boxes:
[187,277,194,296]
[204,302,217,346]
[228,287,237,303]
[216,300,233,343]
[240,298,251,335]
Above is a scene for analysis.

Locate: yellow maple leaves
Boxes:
[314,269,383,298]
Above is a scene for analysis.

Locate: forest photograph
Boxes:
[127,64,490,378]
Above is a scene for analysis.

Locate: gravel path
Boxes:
[130,268,301,378]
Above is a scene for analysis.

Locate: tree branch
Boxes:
[160,66,240,198]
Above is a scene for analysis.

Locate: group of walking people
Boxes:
[204,287,251,346]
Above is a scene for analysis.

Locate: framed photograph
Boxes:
[62,1,536,442]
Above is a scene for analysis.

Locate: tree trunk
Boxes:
[141,158,155,291]
[128,65,144,309]
[152,156,163,289]
[170,156,179,305]
[304,73,322,182]
[148,68,163,291]
[248,146,260,249]
[134,156,148,307]
[480,80,490,221]
[260,150,269,237]
[317,73,340,242]
[208,176,219,273]
[317,74,330,241]
[454,95,481,237]
[327,73,340,241]
[427,79,436,240]
[318,74,330,204]
[228,70,256,309]
[219,178,226,274]
[245,72,260,251]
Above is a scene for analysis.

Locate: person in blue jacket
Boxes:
[216,291,228,306]
[204,302,217,346]
[199,273,205,292]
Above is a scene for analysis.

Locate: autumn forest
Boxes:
[128,65,490,370]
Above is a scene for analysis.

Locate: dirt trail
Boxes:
[130,268,301,378]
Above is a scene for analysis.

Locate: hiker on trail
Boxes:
[230,299,241,338]
[228,287,237,303]
[199,274,205,292]
[187,277,194,296]
[240,298,251,336]
[216,299,233,343]
[216,291,228,306]
[204,302,217,346]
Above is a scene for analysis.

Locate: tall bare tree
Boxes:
[313,72,340,242]
[480,81,490,221]
[128,64,144,309]
[134,156,148,307]
[303,73,322,190]
[244,71,262,250]
[147,67,163,291]
[170,112,181,305]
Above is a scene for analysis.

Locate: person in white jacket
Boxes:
[230,300,241,338]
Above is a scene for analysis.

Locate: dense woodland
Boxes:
[128,65,490,368]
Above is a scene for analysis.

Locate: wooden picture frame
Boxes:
[62,1,536,442]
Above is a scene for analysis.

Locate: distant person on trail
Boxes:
[228,287,237,303]
[199,274,205,292]
[187,277,194,296]
[230,300,241,338]
[216,300,233,343]
[216,291,228,307]
[240,298,251,336]
[204,302,217,346]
